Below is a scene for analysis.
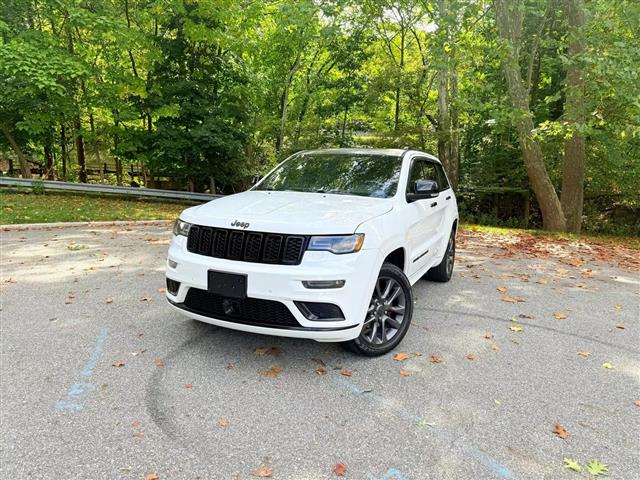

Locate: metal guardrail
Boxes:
[0,177,220,202]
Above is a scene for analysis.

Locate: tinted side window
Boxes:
[435,163,450,191]
[406,160,425,193]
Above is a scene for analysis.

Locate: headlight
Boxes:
[307,234,365,254]
[173,218,192,236]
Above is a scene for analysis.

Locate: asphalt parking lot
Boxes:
[1,223,638,480]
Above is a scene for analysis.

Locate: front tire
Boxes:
[343,263,413,356]
[426,229,455,282]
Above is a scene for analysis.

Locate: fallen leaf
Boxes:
[393,352,409,361]
[577,351,591,357]
[615,324,625,330]
[260,366,283,378]
[105,297,113,304]
[633,400,640,407]
[484,332,494,339]
[217,419,229,428]
[141,296,153,302]
[132,431,144,438]
[340,368,353,377]
[501,296,526,303]
[465,353,476,361]
[314,367,327,376]
[509,325,524,332]
[255,347,282,356]
[430,355,443,364]
[253,465,273,477]
[496,286,507,293]
[553,312,567,320]
[413,352,423,357]
[490,343,499,350]
[557,268,569,274]
[112,361,125,367]
[586,460,608,476]
[535,279,547,285]
[152,359,165,367]
[132,420,141,428]
[334,463,347,476]
[399,369,410,377]
[64,297,74,304]
[614,304,622,310]
[185,383,193,389]
[552,423,570,439]
[563,458,581,472]
[602,362,614,369]
[145,473,159,480]
[157,287,166,293]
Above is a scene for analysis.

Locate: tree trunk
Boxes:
[44,140,54,179]
[494,0,566,231]
[60,123,69,179]
[560,0,586,233]
[74,118,87,182]
[436,0,452,181]
[276,52,302,152]
[449,67,460,190]
[1,124,31,178]
[394,30,406,132]
[113,114,123,186]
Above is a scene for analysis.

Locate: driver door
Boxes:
[405,158,447,278]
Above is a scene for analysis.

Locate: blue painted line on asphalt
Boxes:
[56,327,108,412]
[368,468,409,480]
[335,376,515,480]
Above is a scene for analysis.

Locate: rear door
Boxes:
[404,158,447,278]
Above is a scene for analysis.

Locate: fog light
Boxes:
[167,259,178,269]
[166,278,180,295]
[295,301,345,321]
[302,280,345,289]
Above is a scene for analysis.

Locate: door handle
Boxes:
[446,195,451,200]
[430,202,438,207]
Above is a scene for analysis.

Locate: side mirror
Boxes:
[407,179,438,202]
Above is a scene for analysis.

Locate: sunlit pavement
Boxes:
[1,224,638,480]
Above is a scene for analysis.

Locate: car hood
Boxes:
[181,190,393,235]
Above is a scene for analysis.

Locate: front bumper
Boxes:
[165,235,380,342]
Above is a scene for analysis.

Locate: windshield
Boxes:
[254,152,402,198]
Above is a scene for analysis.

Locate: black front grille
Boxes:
[187,225,308,265]
[183,288,301,328]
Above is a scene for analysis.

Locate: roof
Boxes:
[299,148,440,163]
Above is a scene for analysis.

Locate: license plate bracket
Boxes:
[208,270,247,299]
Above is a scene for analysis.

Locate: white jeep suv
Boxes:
[166,149,458,356]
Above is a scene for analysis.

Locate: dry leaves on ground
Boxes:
[255,347,282,356]
[554,312,568,320]
[217,419,229,428]
[553,423,570,439]
[157,287,166,293]
[393,352,409,361]
[490,343,499,350]
[496,286,507,293]
[501,296,526,303]
[340,368,353,377]
[260,366,283,378]
[185,383,193,389]
[602,362,614,369]
[112,361,125,367]
[141,296,153,302]
[314,367,327,376]
[334,463,347,476]
[145,473,159,480]
[253,465,273,477]
[105,297,113,304]
[399,369,410,377]
[430,355,443,364]
[633,400,640,407]
[509,325,524,332]
[577,351,591,357]
[152,359,165,367]
[466,353,476,361]
[484,332,494,339]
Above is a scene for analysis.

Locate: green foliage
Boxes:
[31,179,45,195]
[0,0,637,233]
[563,457,582,473]
[586,459,608,476]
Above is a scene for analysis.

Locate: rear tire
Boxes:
[426,229,456,282]
[343,263,413,356]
